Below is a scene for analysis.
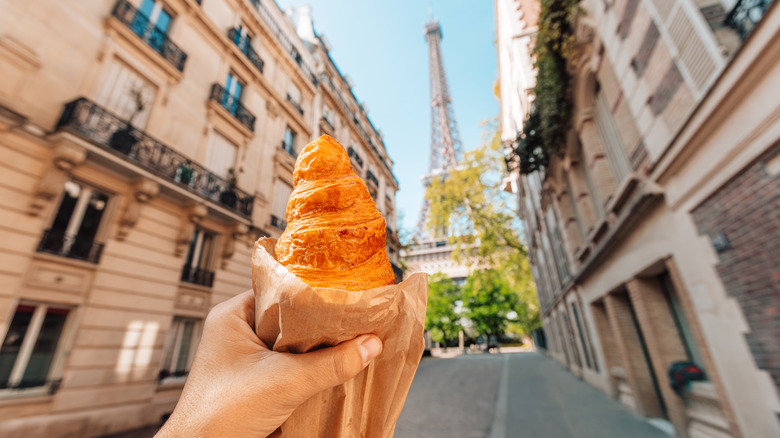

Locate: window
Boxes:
[660,273,706,371]
[96,59,156,128]
[323,105,335,128]
[287,84,303,115]
[546,209,570,285]
[181,228,216,287]
[232,24,252,52]
[0,303,71,392]
[282,126,297,157]
[594,88,631,184]
[288,83,301,105]
[159,316,201,382]
[134,0,173,52]
[271,180,293,229]
[204,131,238,179]
[223,72,245,116]
[571,301,597,371]
[347,146,364,169]
[38,180,110,264]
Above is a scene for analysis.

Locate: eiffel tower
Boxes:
[416,16,464,241]
[403,15,470,282]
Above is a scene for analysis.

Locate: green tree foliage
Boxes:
[424,274,462,348]
[425,122,540,338]
[512,0,579,174]
[461,269,519,342]
[427,126,523,264]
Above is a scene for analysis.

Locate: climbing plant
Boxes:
[514,0,579,174]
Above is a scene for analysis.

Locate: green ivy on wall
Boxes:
[514,0,579,175]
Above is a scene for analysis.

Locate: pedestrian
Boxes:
[155,290,383,437]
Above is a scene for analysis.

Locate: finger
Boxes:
[206,290,255,327]
[291,335,383,396]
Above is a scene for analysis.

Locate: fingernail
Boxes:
[359,336,382,364]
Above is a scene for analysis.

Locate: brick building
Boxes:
[496,0,780,436]
[0,0,399,436]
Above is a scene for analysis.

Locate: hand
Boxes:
[155,290,383,437]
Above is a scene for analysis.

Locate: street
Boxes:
[394,352,674,438]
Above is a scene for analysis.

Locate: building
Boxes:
[0,0,399,435]
[496,0,780,436]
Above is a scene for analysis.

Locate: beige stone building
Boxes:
[0,0,399,435]
[497,0,780,436]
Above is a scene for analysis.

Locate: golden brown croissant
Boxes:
[274,135,395,291]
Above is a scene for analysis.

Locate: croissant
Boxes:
[274,135,395,291]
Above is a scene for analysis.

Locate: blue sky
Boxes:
[277,0,499,234]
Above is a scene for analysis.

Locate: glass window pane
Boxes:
[198,233,214,270]
[139,0,155,18]
[72,190,109,258]
[20,307,68,388]
[185,229,200,267]
[0,305,36,388]
[174,321,194,374]
[155,9,171,34]
[50,182,81,234]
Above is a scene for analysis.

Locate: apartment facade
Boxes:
[497,0,780,436]
[0,0,399,435]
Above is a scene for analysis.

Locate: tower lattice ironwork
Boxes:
[415,18,464,240]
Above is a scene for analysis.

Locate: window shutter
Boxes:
[272,180,293,219]
[96,59,156,128]
[204,132,238,178]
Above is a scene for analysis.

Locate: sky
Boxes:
[276,0,499,234]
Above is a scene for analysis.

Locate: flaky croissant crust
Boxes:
[274,135,395,291]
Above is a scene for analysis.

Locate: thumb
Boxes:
[292,335,383,397]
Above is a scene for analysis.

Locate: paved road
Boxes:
[395,351,674,438]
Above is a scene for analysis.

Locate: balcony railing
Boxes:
[56,98,254,218]
[366,170,379,187]
[227,28,265,74]
[209,84,256,132]
[111,0,187,72]
[37,229,104,264]
[271,214,287,230]
[725,0,772,40]
[286,94,304,116]
[181,264,214,287]
[347,146,364,168]
[246,0,318,85]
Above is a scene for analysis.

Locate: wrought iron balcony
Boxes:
[725,0,772,40]
[227,28,265,74]
[347,146,364,168]
[111,0,187,72]
[181,264,214,287]
[56,98,254,218]
[366,170,379,187]
[37,229,104,264]
[286,94,304,116]
[209,84,256,132]
[246,0,318,86]
[271,214,287,230]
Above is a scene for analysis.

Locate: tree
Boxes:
[426,123,524,264]
[425,274,462,350]
[425,121,541,339]
[461,269,518,345]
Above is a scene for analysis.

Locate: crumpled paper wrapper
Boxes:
[252,238,428,437]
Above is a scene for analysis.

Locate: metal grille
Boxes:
[111,0,187,72]
[56,98,254,218]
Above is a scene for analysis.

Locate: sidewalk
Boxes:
[490,352,675,438]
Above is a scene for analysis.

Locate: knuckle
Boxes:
[331,351,350,382]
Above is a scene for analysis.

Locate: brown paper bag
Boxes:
[252,238,428,437]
